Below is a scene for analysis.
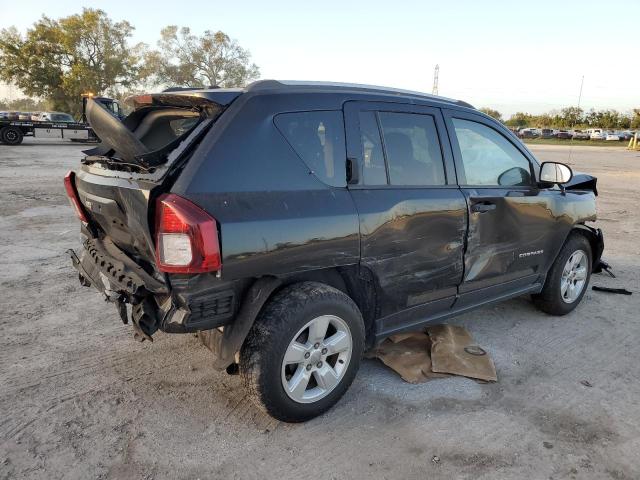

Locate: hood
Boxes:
[565,172,598,196]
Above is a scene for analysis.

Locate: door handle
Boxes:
[471,201,496,213]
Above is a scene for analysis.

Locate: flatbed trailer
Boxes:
[0,119,97,145]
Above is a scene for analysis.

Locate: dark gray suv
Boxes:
[66,80,604,422]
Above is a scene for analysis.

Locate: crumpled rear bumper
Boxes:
[68,237,167,301]
[68,236,237,341]
[68,237,169,341]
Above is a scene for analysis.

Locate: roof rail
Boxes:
[245,79,474,108]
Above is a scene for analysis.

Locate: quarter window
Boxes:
[274,111,346,187]
[452,118,532,186]
[378,112,446,186]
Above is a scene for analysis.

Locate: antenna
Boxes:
[432,64,439,95]
[577,75,584,109]
[568,75,585,166]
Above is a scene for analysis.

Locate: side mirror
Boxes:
[540,162,573,184]
[498,166,532,186]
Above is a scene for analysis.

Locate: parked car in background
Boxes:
[540,128,554,139]
[17,112,31,121]
[588,129,606,140]
[617,131,633,141]
[65,80,605,422]
[555,130,572,139]
[2,112,19,121]
[518,128,539,138]
[572,130,590,140]
[39,112,76,123]
[605,132,621,141]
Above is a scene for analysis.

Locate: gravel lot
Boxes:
[1,140,639,480]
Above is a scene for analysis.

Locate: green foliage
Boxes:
[504,112,532,128]
[632,109,640,129]
[0,97,50,111]
[0,9,145,116]
[557,107,583,127]
[142,26,260,88]
[506,107,638,130]
[479,107,502,121]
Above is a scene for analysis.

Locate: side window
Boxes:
[274,111,346,187]
[378,112,446,186]
[358,111,387,185]
[452,118,532,186]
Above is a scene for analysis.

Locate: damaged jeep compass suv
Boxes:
[66,80,604,422]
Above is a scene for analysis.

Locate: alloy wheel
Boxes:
[281,315,352,404]
[560,249,588,303]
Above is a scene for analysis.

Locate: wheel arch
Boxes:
[200,266,381,369]
[570,223,604,269]
[276,266,379,347]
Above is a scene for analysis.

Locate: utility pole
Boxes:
[432,64,439,96]
[577,75,584,109]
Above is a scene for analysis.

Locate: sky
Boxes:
[1,0,638,116]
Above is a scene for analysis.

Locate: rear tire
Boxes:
[1,127,24,145]
[240,282,364,422]
[533,233,592,315]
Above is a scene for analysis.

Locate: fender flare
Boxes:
[198,276,282,370]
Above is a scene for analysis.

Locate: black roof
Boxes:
[159,80,475,109]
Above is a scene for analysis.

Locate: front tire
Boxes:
[240,282,365,422]
[533,233,592,315]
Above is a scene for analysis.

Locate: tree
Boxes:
[533,113,553,128]
[0,9,144,116]
[631,109,640,129]
[144,26,260,88]
[0,97,50,111]
[504,112,532,128]
[597,110,621,129]
[558,107,584,127]
[479,107,503,122]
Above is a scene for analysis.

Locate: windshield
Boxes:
[51,114,74,122]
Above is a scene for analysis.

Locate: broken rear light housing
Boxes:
[64,171,88,223]
[155,193,221,274]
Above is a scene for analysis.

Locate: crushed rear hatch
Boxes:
[67,89,242,339]
[76,90,241,265]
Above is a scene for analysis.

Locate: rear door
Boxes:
[344,101,467,334]
[443,109,559,304]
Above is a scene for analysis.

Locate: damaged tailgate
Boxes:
[66,89,242,339]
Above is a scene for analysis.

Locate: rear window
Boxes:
[169,117,199,137]
[274,111,346,187]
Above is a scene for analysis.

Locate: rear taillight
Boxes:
[155,193,221,274]
[63,171,88,222]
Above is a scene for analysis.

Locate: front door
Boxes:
[344,101,467,335]
[443,109,561,305]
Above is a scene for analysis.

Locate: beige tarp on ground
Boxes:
[369,324,497,384]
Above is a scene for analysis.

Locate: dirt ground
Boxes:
[1,139,639,480]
